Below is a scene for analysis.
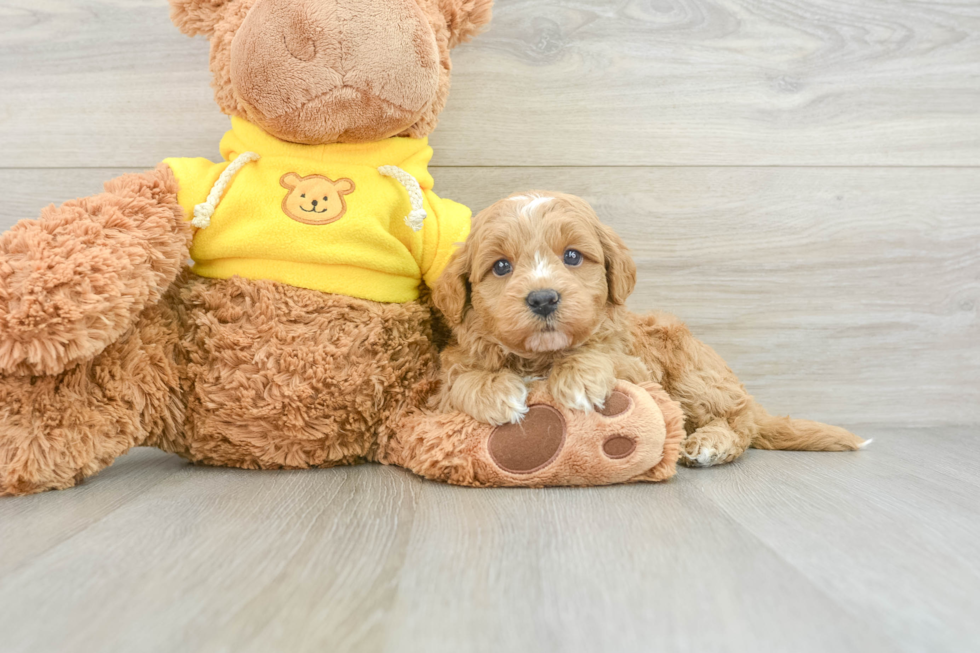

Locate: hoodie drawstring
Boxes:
[378,165,427,232]
[192,152,261,229]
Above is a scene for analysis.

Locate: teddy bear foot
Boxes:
[384,381,684,487]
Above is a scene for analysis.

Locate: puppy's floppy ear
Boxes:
[597,223,637,305]
[436,0,495,49]
[432,244,472,327]
[169,0,234,37]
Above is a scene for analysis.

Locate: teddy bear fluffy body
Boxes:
[0,0,686,495]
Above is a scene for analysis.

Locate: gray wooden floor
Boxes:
[1,430,979,653]
[1,0,979,651]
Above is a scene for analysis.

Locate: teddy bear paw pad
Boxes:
[487,405,566,474]
[598,390,633,417]
[602,435,637,459]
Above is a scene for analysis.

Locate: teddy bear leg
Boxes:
[0,165,190,378]
[0,298,185,496]
[380,381,685,487]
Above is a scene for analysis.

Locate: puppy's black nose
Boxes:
[526,289,561,318]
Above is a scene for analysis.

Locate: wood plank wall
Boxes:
[1,0,977,427]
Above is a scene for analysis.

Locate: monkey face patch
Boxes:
[280,173,356,225]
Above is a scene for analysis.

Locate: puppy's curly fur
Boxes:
[433,192,866,466]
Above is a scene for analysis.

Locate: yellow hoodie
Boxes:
[164,117,471,304]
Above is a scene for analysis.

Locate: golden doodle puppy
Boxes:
[432,192,867,466]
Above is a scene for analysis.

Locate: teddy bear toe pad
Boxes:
[598,390,633,417]
[602,436,637,459]
[597,390,640,458]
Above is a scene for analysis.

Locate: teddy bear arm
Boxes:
[0,164,191,377]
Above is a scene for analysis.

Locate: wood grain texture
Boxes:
[0,449,188,578]
[693,437,980,653]
[3,166,976,427]
[0,432,977,653]
[1,1,979,651]
[1,0,979,167]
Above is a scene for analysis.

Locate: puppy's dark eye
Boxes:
[492,259,513,277]
[564,249,583,267]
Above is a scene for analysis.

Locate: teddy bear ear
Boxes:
[436,0,495,49]
[169,0,235,37]
[280,173,302,190]
[334,179,356,195]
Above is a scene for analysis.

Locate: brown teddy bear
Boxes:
[0,0,683,495]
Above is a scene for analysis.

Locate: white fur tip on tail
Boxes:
[858,438,874,449]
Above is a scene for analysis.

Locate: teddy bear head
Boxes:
[169,0,493,145]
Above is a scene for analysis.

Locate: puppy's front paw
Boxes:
[679,423,746,467]
[548,368,616,414]
[454,372,529,426]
